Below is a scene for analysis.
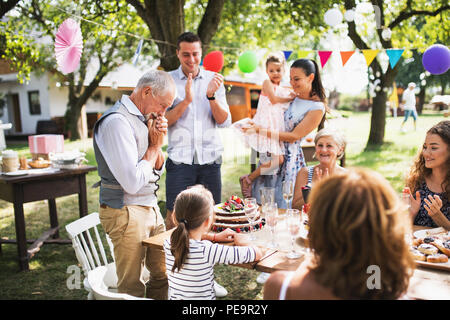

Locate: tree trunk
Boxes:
[65,98,83,140]
[417,86,426,115]
[367,90,387,147]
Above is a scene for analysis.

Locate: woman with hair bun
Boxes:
[243,58,327,209]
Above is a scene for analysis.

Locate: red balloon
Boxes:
[202,51,224,73]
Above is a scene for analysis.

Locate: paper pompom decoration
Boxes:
[54,18,83,74]
[324,8,343,27]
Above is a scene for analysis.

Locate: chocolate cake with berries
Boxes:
[212,195,265,233]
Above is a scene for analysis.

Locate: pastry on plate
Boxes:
[417,243,438,255]
[426,253,448,263]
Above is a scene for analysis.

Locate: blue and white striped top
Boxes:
[163,239,256,300]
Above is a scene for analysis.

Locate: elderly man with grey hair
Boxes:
[93,69,176,299]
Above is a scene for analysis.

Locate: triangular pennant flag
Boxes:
[340,51,355,66]
[318,51,333,68]
[362,49,380,67]
[386,49,404,69]
[132,39,144,66]
[283,50,293,61]
[297,50,313,59]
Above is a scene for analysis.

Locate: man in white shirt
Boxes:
[401,82,418,131]
[165,32,231,229]
[93,70,176,299]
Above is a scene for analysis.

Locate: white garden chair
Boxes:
[65,212,117,300]
[87,266,150,300]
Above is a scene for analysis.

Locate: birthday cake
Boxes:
[212,195,265,233]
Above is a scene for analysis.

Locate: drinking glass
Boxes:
[400,193,411,209]
[282,180,294,209]
[286,209,302,259]
[244,197,258,241]
[260,187,275,219]
[265,202,278,249]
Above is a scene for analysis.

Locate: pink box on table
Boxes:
[28,134,64,160]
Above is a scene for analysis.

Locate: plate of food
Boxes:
[214,195,245,214]
[411,227,450,271]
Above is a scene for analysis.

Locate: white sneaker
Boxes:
[256,272,270,284]
[214,280,228,298]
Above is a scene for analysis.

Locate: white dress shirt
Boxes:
[95,95,164,207]
[167,67,231,165]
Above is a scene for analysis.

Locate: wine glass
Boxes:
[265,202,278,249]
[282,180,294,209]
[244,197,258,241]
[286,209,302,259]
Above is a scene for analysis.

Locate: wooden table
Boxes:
[0,165,97,271]
[142,215,450,300]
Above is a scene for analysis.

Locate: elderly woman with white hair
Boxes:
[292,128,347,210]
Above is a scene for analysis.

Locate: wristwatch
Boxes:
[206,94,216,100]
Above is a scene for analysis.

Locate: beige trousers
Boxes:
[99,204,167,299]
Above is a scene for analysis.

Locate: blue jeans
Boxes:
[403,109,417,122]
[165,157,222,211]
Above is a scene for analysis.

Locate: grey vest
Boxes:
[93,100,151,208]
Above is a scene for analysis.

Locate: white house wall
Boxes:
[0,73,51,135]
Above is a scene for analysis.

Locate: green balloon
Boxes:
[238,51,258,73]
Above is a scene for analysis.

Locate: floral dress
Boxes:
[251,98,325,209]
[413,182,450,228]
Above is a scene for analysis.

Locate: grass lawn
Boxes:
[0,111,446,300]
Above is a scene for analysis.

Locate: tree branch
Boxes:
[0,0,20,19]
[389,4,450,30]
[197,0,225,47]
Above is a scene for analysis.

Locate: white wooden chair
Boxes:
[65,212,117,300]
[87,266,150,300]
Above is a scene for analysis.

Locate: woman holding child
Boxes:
[243,58,327,209]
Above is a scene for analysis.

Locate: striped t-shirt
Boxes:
[163,239,256,300]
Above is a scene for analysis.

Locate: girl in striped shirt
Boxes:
[164,185,263,300]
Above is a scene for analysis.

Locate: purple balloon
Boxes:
[422,44,450,75]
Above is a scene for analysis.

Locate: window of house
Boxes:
[28,91,41,115]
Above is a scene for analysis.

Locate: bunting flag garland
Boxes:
[297,50,313,59]
[361,49,380,67]
[340,51,356,66]
[386,49,405,69]
[283,50,293,61]
[318,51,333,68]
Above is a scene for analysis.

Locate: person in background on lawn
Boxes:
[400,82,418,132]
[165,32,232,230]
[235,52,296,198]
[164,185,263,300]
[405,120,450,230]
[264,168,415,300]
[242,58,326,209]
[93,70,175,299]
[292,127,347,210]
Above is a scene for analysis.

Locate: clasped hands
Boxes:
[148,113,168,149]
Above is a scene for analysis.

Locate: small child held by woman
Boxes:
[233,52,296,198]
[163,185,263,300]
